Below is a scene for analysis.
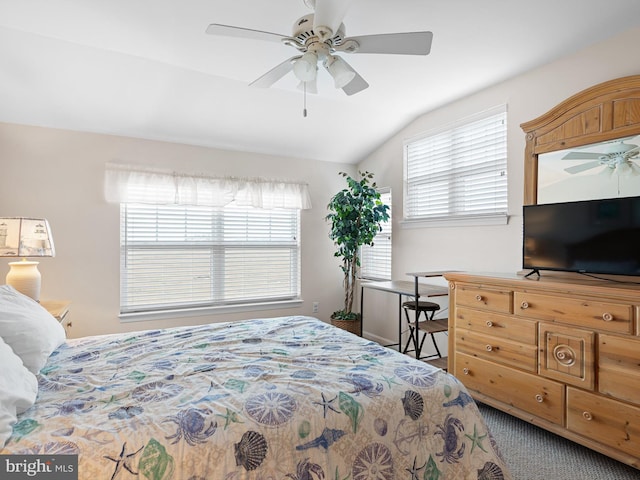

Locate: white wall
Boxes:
[357,26,640,348]
[0,124,354,337]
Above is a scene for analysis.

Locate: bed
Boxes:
[1,288,511,480]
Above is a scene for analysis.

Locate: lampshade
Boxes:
[293,52,318,82]
[0,217,55,301]
[324,55,355,89]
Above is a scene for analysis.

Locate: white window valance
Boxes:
[104,162,312,210]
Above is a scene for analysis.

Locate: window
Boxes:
[120,203,300,314]
[403,106,507,225]
[104,162,310,317]
[360,188,392,280]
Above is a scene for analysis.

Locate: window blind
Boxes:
[120,203,300,313]
[404,106,508,222]
[360,189,392,280]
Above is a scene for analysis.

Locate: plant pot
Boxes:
[330,315,362,336]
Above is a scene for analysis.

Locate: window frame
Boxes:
[402,105,508,228]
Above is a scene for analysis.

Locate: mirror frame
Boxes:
[520,75,640,205]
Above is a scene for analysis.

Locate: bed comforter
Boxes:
[2,315,511,479]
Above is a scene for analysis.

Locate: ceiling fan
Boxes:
[562,140,640,176]
[205,0,433,96]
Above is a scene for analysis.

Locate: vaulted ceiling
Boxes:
[2,0,640,164]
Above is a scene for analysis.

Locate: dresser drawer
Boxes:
[539,322,595,391]
[599,334,640,407]
[455,307,537,344]
[456,328,537,372]
[514,291,633,334]
[455,352,564,425]
[455,283,512,314]
[567,387,640,459]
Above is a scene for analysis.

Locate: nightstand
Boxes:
[41,300,71,327]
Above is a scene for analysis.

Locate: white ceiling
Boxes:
[1,0,640,164]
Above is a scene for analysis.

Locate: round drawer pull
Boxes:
[485,344,493,352]
[583,411,593,421]
[602,312,613,322]
[535,394,544,403]
[462,368,470,375]
[520,301,529,309]
[486,320,493,328]
[475,294,483,302]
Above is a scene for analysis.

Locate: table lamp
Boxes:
[0,217,55,301]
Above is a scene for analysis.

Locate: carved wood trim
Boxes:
[520,75,640,205]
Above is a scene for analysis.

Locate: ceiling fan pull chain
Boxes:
[303,82,308,117]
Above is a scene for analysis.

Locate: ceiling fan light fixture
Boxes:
[324,55,355,89]
[297,79,318,94]
[293,52,318,82]
[616,161,633,176]
[598,165,614,177]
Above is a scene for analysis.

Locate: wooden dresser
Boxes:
[445,271,640,469]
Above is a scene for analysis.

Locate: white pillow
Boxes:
[0,335,38,447]
[0,285,66,374]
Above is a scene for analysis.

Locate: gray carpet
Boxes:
[477,402,640,480]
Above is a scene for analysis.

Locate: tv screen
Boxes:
[523,197,640,276]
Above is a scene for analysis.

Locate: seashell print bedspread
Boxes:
[2,315,512,479]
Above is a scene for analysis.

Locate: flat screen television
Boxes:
[522,196,640,276]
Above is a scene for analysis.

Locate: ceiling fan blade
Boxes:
[561,151,604,160]
[564,161,602,174]
[249,56,300,88]
[340,61,369,96]
[343,31,433,55]
[206,24,284,43]
[624,145,640,157]
[313,0,354,37]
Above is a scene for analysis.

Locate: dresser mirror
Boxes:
[537,134,640,204]
[521,75,640,206]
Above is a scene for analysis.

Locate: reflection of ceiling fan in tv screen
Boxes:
[562,140,640,176]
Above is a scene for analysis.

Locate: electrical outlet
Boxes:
[312,302,319,313]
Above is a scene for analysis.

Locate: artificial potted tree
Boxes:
[326,171,390,335]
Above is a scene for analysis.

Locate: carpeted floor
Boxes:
[477,402,640,480]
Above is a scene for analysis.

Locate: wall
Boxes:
[0,123,354,337]
[357,25,640,348]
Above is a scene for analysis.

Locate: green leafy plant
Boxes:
[326,171,390,320]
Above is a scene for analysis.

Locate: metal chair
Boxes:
[402,300,448,367]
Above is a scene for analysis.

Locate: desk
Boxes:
[406,271,454,297]
[360,279,448,350]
